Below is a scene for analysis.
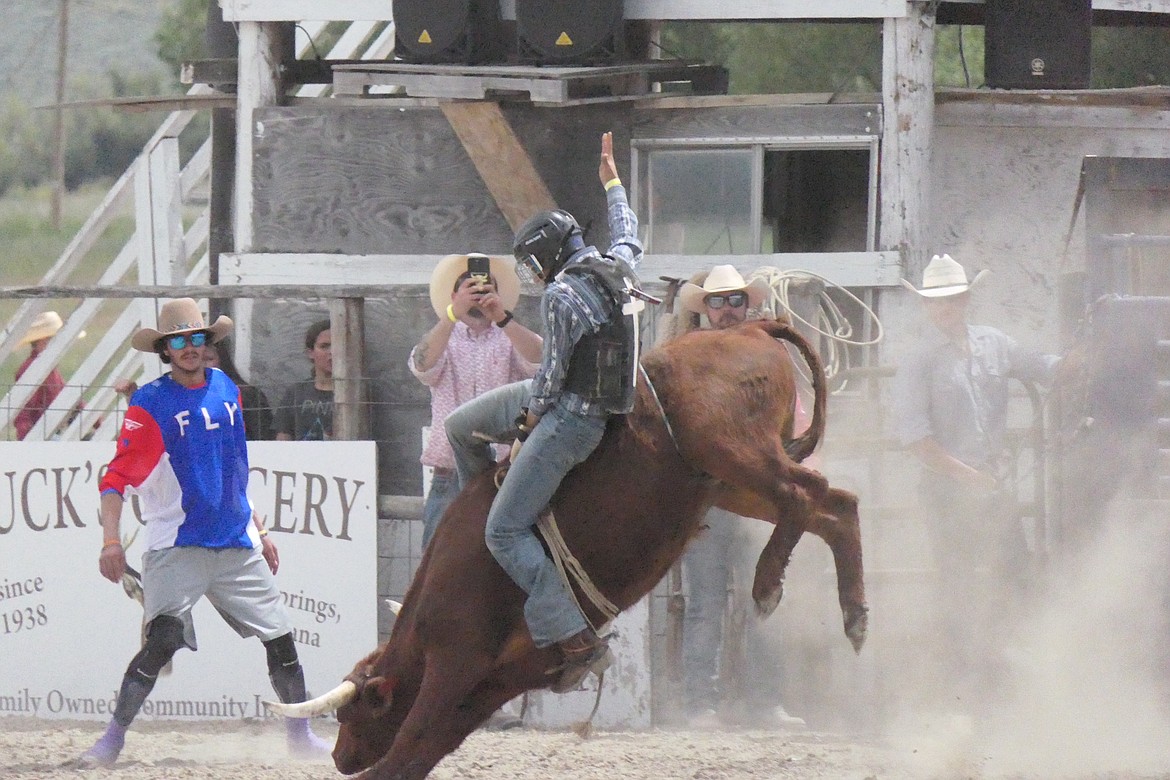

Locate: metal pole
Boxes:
[50,0,70,230]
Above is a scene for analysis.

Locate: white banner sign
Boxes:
[0,441,376,721]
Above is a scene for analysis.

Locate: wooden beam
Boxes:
[219,0,910,20]
[0,284,422,299]
[439,101,557,231]
[218,0,1170,21]
[221,251,906,289]
[182,58,337,86]
[879,7,935,276]
[620,0,909,18]
[36,93,236,112]
[330,297,369,440]
[941,0,1170,11]
[234,22,286,254]
[332,61,728,102]
[220,0,392,21]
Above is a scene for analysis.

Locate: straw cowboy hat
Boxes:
[428,253,521,319]
[901,254,989,298]
[18,310,86,347]
[130,298,233,353]
[679,264,770,315]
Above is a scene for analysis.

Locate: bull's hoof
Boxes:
[752,582,783,618]
[844,604,868,654]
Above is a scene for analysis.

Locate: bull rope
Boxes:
[537,511,620,632]
[638,364,683,456]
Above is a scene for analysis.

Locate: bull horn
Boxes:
[384,599,403,615]
[263,680,357,718]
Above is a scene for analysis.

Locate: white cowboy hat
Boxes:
[130,298,233,353]
[428,253,521,319]
[679,265,770,314]
[18,310,86,346]
[901,254,989,298]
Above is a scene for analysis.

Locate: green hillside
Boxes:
[2,0,171,105]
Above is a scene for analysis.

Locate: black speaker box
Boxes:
[985,0,1091,89]
[516,0,624,66]
[393,0,505,64]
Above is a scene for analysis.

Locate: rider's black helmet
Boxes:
[512,209,583,282]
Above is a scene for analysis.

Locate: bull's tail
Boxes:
[759,320,827,462]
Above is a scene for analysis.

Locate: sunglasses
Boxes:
[166,332,209,350]
[705,291,748,310]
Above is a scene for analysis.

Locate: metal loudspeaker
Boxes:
[515,0,624,66]
[393,0,506,64]
[984,0,1091,89]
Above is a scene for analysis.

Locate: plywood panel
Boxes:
[251,107,513,254]
[440,102,556,231]
[251,103,636,255]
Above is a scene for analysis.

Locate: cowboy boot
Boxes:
[551,627,612,694]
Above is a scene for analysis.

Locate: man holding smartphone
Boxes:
[409,253,543,549]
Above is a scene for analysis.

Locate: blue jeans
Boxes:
[445,380,533,489]
[420,471,458,550]
[682,507,737,712]
[445,381,607,647]
[683,511,783,714]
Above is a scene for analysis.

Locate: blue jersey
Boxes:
[101,368,256,551]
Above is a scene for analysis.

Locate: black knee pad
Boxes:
[137,615,185,675]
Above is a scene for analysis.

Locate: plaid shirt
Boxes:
[529,185,642,417]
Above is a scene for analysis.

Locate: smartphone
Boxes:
[467,255,491,282]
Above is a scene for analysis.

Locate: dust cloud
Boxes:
[875,476,1170,778]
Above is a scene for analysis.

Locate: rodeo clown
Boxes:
[76,298,330,767]
[445,130,648,693]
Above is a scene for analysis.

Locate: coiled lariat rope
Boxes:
[746,267,884,390]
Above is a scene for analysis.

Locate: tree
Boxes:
[1092,27,1170,88]
[661,22,882,95]
[155,0,208,83]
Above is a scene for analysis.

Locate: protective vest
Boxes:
[561,253,643,414]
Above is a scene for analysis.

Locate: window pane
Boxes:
[763,149,872,252]
[647,149,754,254]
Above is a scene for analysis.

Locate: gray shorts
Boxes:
[142,546,291,651]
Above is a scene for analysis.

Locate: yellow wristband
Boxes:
[446,303,457,323]
[102,539,122,549]
[258,528,269,537]
[604,177,622,191]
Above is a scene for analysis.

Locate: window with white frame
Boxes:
[633,139,879,257]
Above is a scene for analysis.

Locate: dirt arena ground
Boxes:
[0,716,931,780]
[7,714,1170,780]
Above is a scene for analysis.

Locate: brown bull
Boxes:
[272,319,867,780]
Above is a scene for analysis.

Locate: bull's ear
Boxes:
[364,675,396,715]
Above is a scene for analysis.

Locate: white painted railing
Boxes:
[0,105,210,442]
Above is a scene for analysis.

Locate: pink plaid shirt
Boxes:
[410,323,537,469]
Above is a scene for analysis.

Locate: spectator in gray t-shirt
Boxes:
[275,319,334,441]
